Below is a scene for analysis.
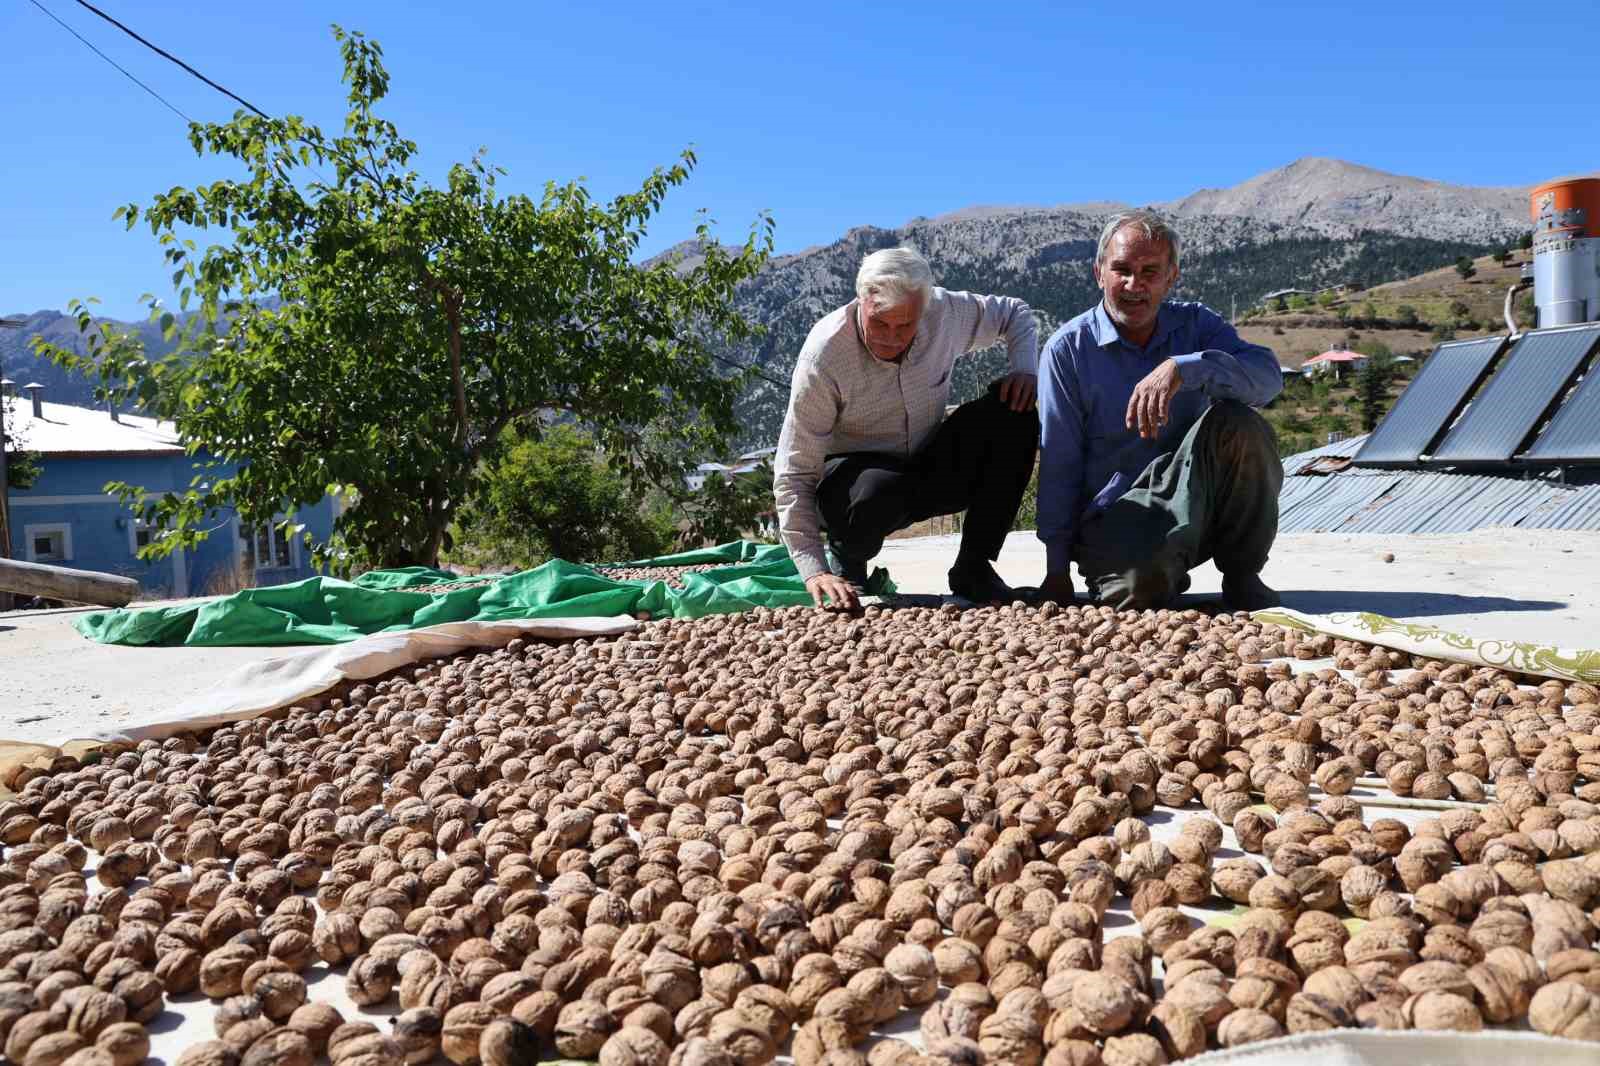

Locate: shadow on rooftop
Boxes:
[1270,589,1566,617]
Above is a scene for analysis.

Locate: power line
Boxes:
[27,0,193,123]
[710,351,788,390]
[70,0,268,119]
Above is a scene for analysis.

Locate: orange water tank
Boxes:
[1530,177,1600,326]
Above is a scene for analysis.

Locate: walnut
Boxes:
[286,1002,343,1056]
[1139,908,1193,954]
[251,971,306,1022]
[509,988,560,1038]
[108,972,161,1026]
[25,1031,88,1066]
[1542,859,1600,907]
[198,946,256,1000]
[978,1007,1043,1066]
[1301,966,1365,1014]
[93,1023,149,1066]
[313,914,362,966]
[213,995,263,1038]
[154,948,201,994]
[921,983,993,1044]
[669,1037,736,1066]
[933,938,982,987]
[476,1019,542,1066]
[1099,1032,1166,1066]
[1147,1000,1205,1060]
[1073,973,1142,1037]
[1524,894,1594,961]
[704,1010,776,1066]
[1217,1007,1283,1047]
[218,1016,276,1057]
[883,944,937,1006]
[1401,990,1482,1031]
[345,955,395,1007]
[1399,961,1474,1000]
[1212,860,1264,905]
[732,985,796,1045]
[555,999,618,1058]
[1285,992,1353,1033]
[1042,1041,1103,1066]
[240,1031,313,1066]
[388,1008,442,1065]
[172,1040,239,1066]
[1528,981,1600,1040]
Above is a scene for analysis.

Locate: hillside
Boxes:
[4,157,1534,447]
[1237,248,1529,368]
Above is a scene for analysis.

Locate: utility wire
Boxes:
[35,1,783,392]
[710,351,789,389]
[70,0,268,119]
[27,0,193,123]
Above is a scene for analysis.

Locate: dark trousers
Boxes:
[1075,401,1281,610]
[817,381,1039,568]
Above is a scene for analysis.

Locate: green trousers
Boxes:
[1074,401,1282,610]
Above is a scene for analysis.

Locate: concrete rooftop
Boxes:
[3,527,1598,746]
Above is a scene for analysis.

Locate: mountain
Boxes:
[5,157,1536,449]
[1163,157,1529,243]
[720,158,1531,446]
[0,309,182,410]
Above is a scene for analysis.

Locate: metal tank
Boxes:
[1530,177,1600,326]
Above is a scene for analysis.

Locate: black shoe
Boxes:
[948,558,1015,602]
[1222,572,1281,612]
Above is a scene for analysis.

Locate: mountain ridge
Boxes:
[5,158,1536,447]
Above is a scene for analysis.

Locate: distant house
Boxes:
[3,387,337,598]
[1300,349,1368,380]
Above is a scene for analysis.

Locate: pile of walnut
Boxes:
[1,600,1598,1066]
[592,564,722,589]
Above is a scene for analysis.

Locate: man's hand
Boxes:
[998,372,1038,412]
[1038,571,1076,605]
[1125,358,1183,439]
[806,572,861,610]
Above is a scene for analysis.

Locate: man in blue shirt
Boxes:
[1037,210,1285,612]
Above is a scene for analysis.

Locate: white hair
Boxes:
[855,246,934,309]
[1096,209,1182,272]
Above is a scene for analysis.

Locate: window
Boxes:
[24,524,73,563]
[240,517,294,571]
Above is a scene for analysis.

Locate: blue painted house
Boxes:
[4,387,337,598]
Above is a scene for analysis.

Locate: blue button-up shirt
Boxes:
[1037,300,1282,575]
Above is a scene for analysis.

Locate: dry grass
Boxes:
[1239,251,1530,368]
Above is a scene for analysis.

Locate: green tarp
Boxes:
[72,541,888,647]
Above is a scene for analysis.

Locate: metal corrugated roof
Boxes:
[1281,434,1369,475]
[1522,484,1600,530]
[1278,432,1600,533]
[1278,474,1401,532]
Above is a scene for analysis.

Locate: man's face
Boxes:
[858,293,922,361]
[1094,227,1178,339]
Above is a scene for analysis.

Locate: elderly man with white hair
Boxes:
[1037,209,1285,613]
[774,246,1040,608]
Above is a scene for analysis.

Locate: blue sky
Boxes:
[3,0,1592,320]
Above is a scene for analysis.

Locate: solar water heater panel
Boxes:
[1430,323,1600,466]
[1351,336,1505,468]
[1523,333,1600,464]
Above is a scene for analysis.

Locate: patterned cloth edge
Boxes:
[1251,607,1600,684]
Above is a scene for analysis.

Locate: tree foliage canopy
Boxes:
[451,424,674,570]
[37,27,771,570]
